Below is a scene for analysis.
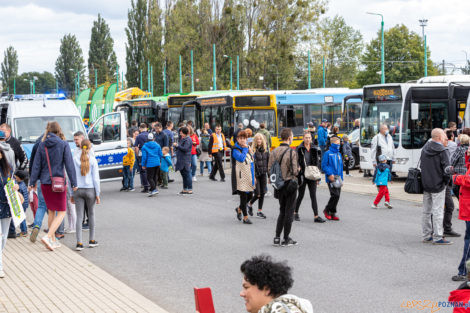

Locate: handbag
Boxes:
[303,155,321,181]
[404,158,423,194]
[196,147,202,157]
[45,147,66,193]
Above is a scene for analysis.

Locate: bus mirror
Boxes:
[89,132,102,145]
[411,102,419,120]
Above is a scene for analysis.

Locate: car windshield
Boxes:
[360,101,401,147]
[235,109,275,136]
[14,116,85,143]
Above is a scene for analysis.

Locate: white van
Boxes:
[0,94,127,182]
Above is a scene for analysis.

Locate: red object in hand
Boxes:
[194,287,215,313]
[30,191,38,217]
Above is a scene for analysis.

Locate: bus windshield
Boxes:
[360,101,401,147]
[182,106,195,124]
[168,107,182,126]
[15,116,85,143]
[235,109,275,136]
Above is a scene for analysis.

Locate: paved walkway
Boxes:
[0,236,169,313]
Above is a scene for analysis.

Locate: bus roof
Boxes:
[417,75,470,84]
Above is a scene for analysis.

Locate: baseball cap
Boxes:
[322,119,328,123]
[378,154,387,162]
[307,122,314,127]
[148,133,154,140]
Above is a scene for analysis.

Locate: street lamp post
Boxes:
[367,12,385,84]
[419,19,428,77]
[223,55,233,90]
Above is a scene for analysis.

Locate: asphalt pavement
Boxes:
[61,171,463,313]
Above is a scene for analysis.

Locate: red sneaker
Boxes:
[323,210,332,220]
[331,215,340,221]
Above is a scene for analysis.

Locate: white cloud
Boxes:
[0,2,129,75]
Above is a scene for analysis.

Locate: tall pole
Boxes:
[151,65,154,96]
[163,63,166,94]
[424,35,428,77]
[236,55,240,90]
[121,71,124,90]
[56,80,58,93]
[140,69,143,90]
[13,79,15,94]
[229,58,233,90]
[179,55,183,93]
[308,51,311,89]
[147,61,150,93]
[33,78,36,94]
[322,56,326,88]
[94,69,97,88]
[380,18,385,84]
[191,50,194,92]
[213,44,217,91]
[116,65,119,91]
[77,71,80,93]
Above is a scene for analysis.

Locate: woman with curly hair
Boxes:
[247,133,269,219]
[240,255,313,313]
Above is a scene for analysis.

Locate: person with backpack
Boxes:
[371,154,393,209]
[247,133,269,219]
[141,133,163,197]
[321,136,343,221]
[199,129,212,176]
[268,128,299,246]
[232,130,255,225]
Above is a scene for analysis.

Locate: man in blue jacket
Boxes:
[141,133,163,197]
[317,119,328,161]
[321,136,343,221]
[134,123,150,193]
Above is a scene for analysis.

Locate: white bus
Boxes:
[359,76,470,173]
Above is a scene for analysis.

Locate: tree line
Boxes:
[0,0,459,96]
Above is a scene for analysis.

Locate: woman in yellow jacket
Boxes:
[121,138,136,191]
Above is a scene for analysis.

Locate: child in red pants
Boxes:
[372,154,392,209]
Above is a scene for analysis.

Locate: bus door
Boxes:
[342,95,363,132]
[277,104,305,138]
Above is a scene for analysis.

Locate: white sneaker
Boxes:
[384,202,393,209]
[52,240,61,249]
[41,236,54,251]
[0,270,5,278]
[65,229,76,234]
[371,204,379,209]
[346,174,353,177]
[193,176,197,182]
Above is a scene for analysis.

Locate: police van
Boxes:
[0,94,127,182]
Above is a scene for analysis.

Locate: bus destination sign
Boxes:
[364,87,402,101]
[235,96,270,107]
[200,97,228,106]
[169,96,197,107]
[131,100,152,107]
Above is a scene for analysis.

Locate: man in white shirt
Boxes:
[370,124,396,173]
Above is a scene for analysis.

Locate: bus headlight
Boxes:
[395,158,409,165]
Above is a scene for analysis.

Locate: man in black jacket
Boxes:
[421,128,454,245]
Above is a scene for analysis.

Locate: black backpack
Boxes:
[269,147,290,191]
[404,159,423,194]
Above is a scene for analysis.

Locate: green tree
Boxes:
[147,0,164,95]
[356,24,439,86]
[125,0,148,88]
[55,34,85,96]
[15,72,56,94]
[1,46,19,92]
[308,15,363,88]
[88,14,118,87]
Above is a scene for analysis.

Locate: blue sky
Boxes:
[0,0,468,76]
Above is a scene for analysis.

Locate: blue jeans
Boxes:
[180,167,192,191]
[458,221,470,275]
[200,161,212,175]
[19,205,28,233]
[191,154,197,178]
[123,166,134,189]
[33,184,48,229]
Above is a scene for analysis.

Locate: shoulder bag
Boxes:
[303,153,321,181]
[45,147,66,193]
[404,158,423,194]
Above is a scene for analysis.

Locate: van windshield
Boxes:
[14,116,85,143]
